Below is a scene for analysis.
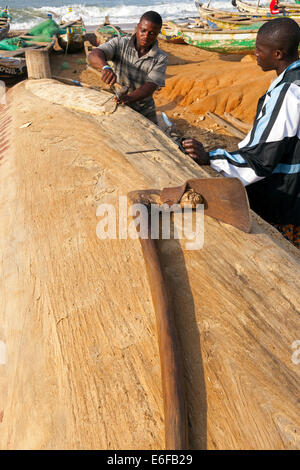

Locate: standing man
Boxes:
[88,11,168,124]
[182,18,300,248]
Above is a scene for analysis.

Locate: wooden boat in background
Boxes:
[236,0,300,14]
[0,55,26,83]
[206,15,265,30]
[0,36,55,83]
[0,17,10,40]
[159,22,186,43]
[197,0,300,19]
[94,17,127,45]
[0,78,299,449]
[58,19,86,53]
[174,23,258,54]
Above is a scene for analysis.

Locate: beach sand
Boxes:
[9,32,276,153]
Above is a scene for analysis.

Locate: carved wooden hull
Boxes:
[0,79,299,450]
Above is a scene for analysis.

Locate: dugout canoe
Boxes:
[159,22,186,44]
[58,19,86,53]
[0,78,299,450]
[175,24,259,54]
[94,18,127,45]
[196,1,300,19]
[236,0,300,14]
[206,15,265,30]
[0,18,10,40]
[0,37,55,83]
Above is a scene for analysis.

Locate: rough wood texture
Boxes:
[25,49,51,79]
[0,79,299,450]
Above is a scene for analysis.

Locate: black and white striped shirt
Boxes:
[209,60,300,225]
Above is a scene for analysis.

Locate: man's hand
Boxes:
[102,67,117,86]
[115,93,133,105]
[181,138,210,165]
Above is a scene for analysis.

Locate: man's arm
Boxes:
[182,82,300,186]
[117,82,158,105]
[88,46,117,85]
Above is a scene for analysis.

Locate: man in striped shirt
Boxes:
[182,18,300,248]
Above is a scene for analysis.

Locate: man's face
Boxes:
[136,19,161,49]
[255,35,279,71]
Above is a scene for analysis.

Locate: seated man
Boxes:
[88,10,168,124]
[182,18,300,248]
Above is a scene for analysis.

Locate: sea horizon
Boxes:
[4,0,238,30]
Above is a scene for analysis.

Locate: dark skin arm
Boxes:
[88,49,158,103]
[88,48,117,85]
[181,138,210,165]
[116,82,158,105]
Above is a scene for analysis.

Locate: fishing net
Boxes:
[28,19,63,40]
[0,37,28,51]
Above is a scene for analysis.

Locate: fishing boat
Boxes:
[236,0,300,14]
[173,22,259,54]
[196,0,300,18]
[0,16,10,40]
[0,77,298,449]
[94,17,127,45]
[57,19,86,53]
[159,21,194,43]
[205,14,265,30]
[0,55,26,83]
[196,1,259,18]
[0,35,55,83]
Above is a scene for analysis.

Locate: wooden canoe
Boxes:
[236,0,300,14]
[0,18,9,40]
[175,24,259,54]
[0,37,55,83]
[197,0,300,19]
[206,15,265,30]
[159,22,186,44]
[94,19,127,46]
[58,19,86,53]
[0,79,299,450]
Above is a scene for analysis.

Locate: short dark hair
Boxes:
[258,18,300,57]
[140,11,163,28]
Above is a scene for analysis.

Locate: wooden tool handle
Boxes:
[128,190,188,450]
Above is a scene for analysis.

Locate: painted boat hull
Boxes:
[58,20,85,53]
[178,27,258,54]
[0,56,27,83]
[0,20,10,40]
[236,0,300,14]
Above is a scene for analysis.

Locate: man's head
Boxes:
[256,18,300,72]
[136,11,162,49]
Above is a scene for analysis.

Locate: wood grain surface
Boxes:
[0,79,299,449]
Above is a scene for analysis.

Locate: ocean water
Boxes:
[4,0,238,30]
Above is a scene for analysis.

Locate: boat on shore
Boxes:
[94,17,127,45]
[0,17,10,40]
[159,22,186,43]
[0,77,299,449]
[206,15,265,30]
[236,0,300,14]
[0,33,55,83]
[196,0,300,19]
[171,22,258,54]
[0,55,26,83]
[58,19,86,53]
